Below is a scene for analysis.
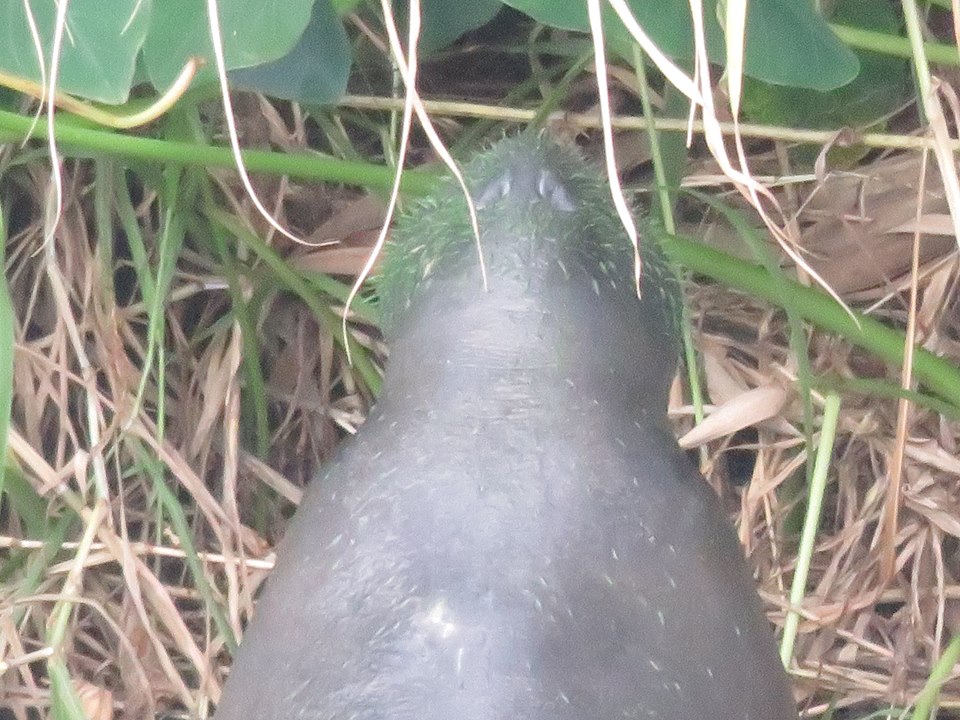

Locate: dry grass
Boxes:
[3,13,960,720]
[677,146,960,714]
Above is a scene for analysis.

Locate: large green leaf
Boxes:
[744,0,859,89]
[744,0,908,130]
[0,0,861,110]
[0,0,149,103]
[231,0,352,104]
[142,0,315,91]
[398,0,503,54]
[503,0,858,91]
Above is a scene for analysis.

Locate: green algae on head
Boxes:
[376,134,681,347]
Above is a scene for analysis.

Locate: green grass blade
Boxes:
[780,392,841,666]
[0,204,12,499]
[662,235,960,412]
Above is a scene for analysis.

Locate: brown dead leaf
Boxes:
[799,156,954,294]
[679,383,789,448]
[189,332,239,460]
[74,679,113,720]
[286,194,389,276]
[904,476,960,538]
[116,585,178,717]
[304,194,386,246]
[700,339,749,404]
[904,440,960,475]
[291,241,383,277]
[686,153,957,295]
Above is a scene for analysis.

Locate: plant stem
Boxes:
[662,235,960,412]
[0,109,436,194]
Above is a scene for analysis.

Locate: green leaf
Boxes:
[503,0,586,30]
[231,0,352,104]
[743,0,908,131]
[502,0,858,91]
[399,0,503,54]
[330,0,362,11]
[743,0,858,90]
[142,0,314,91]
[0,0,149,103]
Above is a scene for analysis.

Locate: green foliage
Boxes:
[662,235,960,415]
[1,0,867,109]
[231,0,351,103]
[398,0,502,54]
[0,0,346,105]
[743,0,909,132]
[503,0,858,90]
[0,0,148,103]
[742,0,859,89]
[141,0,315,88]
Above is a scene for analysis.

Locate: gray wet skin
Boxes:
[215,136,797,720]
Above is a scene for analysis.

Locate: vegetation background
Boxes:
[1,0,959,718]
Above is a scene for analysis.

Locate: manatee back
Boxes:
[214,136,796,720]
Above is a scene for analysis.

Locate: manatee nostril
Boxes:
[474,168,577,213]
[537,169,576,213]
[475,166,576,212]
[475,173,513,210]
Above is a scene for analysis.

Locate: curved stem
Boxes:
[662,235,960,413]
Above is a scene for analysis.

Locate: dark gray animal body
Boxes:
[215,136,797,720]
